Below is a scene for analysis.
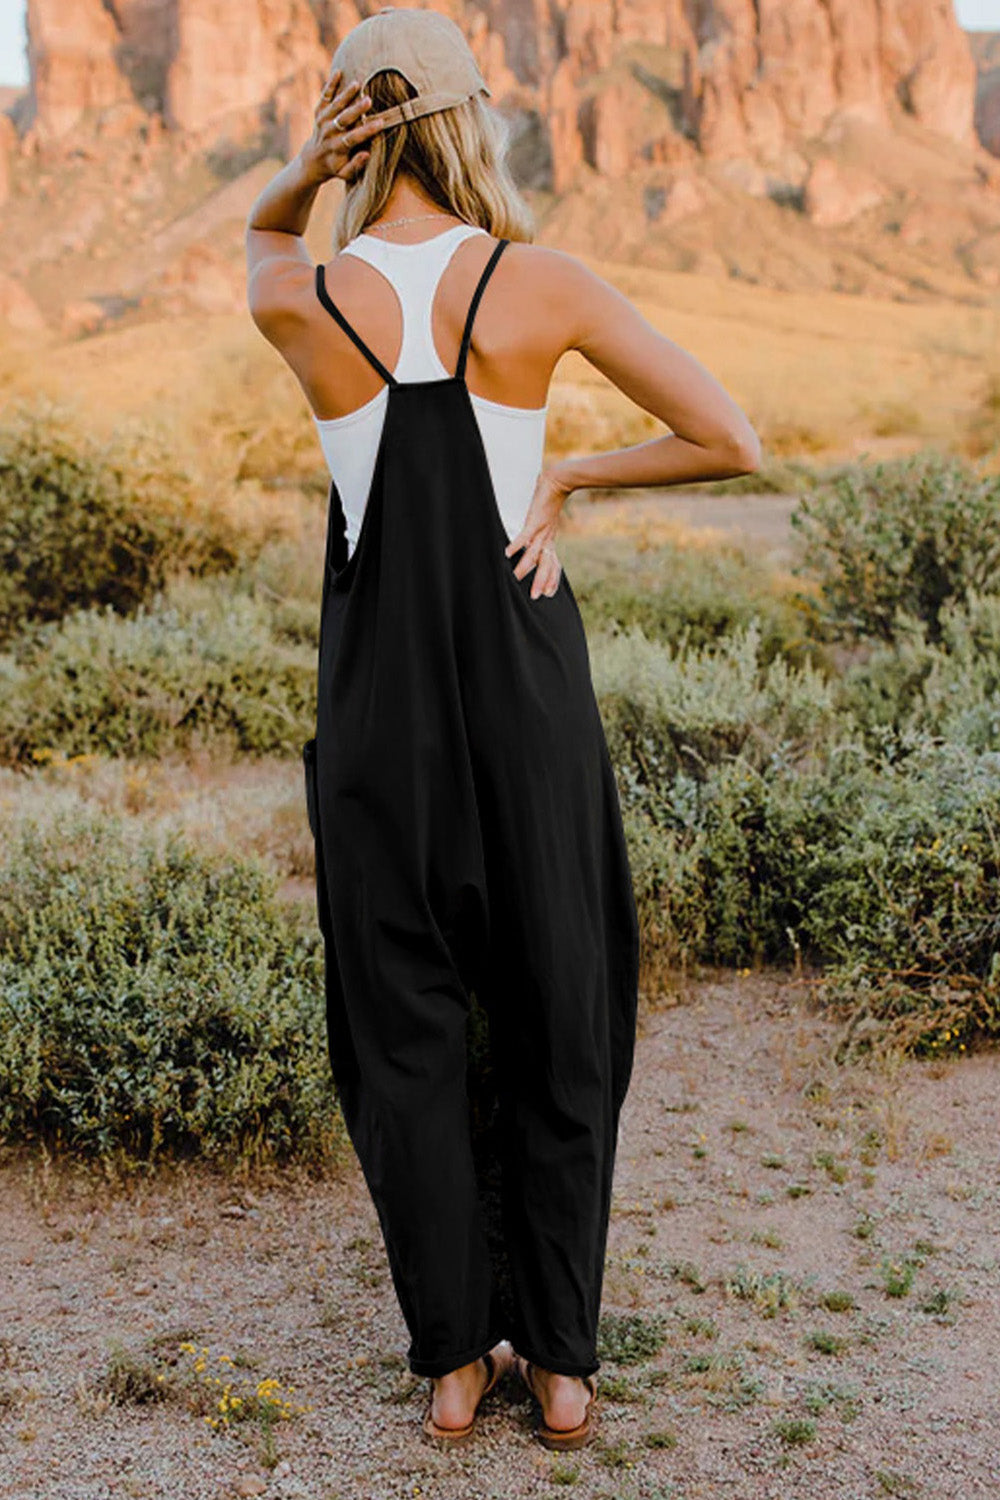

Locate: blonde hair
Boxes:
[332,67,536,250]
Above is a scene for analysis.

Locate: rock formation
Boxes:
[0,113,16,207]
[803,156,885,228]
[0,269,47,332]
[3,1,997,314]
[165,0,327,141]
[689,0,977,159]
[12,0,989,184]
[25,0,133,140]
[970,31,1000,160]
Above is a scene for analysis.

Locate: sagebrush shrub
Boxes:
[570,535,818,664]
[0,811,340,1168]
[841,592,1000,752]
[592,620,842,788]
[592,618,1000,1050]
[616,733,1000,1049]
[791,449,1000,643]
[0,577,315,762]
[0,400,248,640]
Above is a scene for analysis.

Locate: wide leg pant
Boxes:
[304,540,638,1379]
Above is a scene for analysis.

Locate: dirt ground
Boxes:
[563,490,802,561]
[556,486,810,584]
[1,972,997,1500]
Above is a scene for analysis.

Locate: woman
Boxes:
[246,7,760,1452]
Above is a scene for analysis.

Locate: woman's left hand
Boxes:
[504,464,575,599]
[301,68,384,186]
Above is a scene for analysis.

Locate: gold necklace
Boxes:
[366,212,459,234]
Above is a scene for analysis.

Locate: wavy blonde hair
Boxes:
[332,67,536,250]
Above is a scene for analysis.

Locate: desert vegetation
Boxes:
[0,399,998,1173]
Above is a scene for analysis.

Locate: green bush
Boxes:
[0,811,340,1169]
[780,742,1000,1058]
[591,619,1000,1053]
[590,620,848,969]
[571,537,816,664]
[0,400,248,641]
[786,744,1000,976]
[228,530,324,648]
[593,620,842,790]
[618,738,1000,1053]
[791,449,1000,643]
[0,577,315,762]
[619,755,845,973]
[841,592,1000,752]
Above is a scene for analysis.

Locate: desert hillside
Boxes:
[0,1,998,466]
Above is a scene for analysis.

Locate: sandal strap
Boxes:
[479,1349,500,1400]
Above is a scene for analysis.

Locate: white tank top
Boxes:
[312,224,547,558]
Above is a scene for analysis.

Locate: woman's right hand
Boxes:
[300,68,386,187]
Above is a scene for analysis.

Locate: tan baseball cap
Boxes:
[331,7,491,133]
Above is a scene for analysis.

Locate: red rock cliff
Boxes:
[16,0,985,184]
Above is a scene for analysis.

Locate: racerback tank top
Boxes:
[312,223,547,559]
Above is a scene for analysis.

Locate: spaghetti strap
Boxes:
[315,263,398,388]
[455,239,510,382]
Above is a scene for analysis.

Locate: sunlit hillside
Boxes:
[1,207,997,503]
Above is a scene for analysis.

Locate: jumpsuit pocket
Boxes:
[329,552,359,595]
[302,736,336,943]
[505,543,566,601]
[302,737,319,840]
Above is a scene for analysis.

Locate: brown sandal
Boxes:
[516,1354,599,1450]
[421,1345,506,1446]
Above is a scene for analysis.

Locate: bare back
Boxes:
[249,224,760,473]
[271,232,575,423]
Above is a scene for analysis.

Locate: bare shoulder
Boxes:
[247,242,379,347]
[501,240,599,296]
[246,233,315,341]
[499,240,631,352]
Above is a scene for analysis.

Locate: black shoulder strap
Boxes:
[455,238,510,382]
[315,263,398,388]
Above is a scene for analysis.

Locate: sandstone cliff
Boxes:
[15,0,988,181]
[2,1,999,323]
[970,30,1000,160]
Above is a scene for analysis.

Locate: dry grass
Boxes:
[0,755,315,897]
[3,254,998,490]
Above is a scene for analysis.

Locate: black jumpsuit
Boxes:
[302,237,640,1381]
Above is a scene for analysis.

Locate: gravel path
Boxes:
[562,489,802,564]
[1,972,997,1500]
